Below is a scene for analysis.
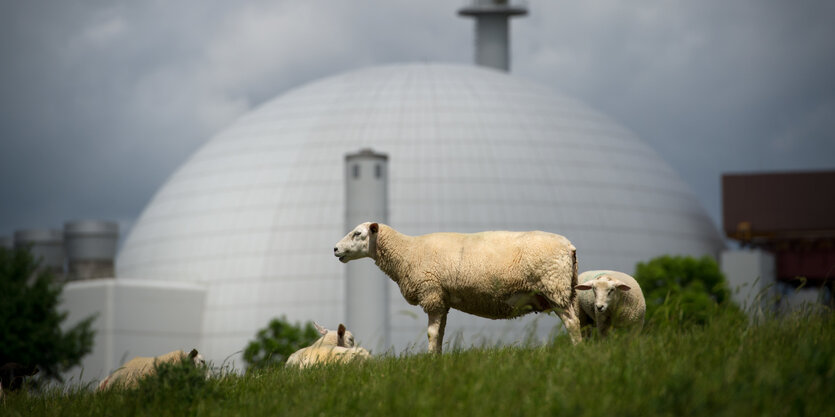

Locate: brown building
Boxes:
[722,170,835,305]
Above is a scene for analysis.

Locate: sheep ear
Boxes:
[189,349,199,359]
[575,284,592,291]
[314,322,327,336]
[616,284,631,291]
[338,323,346,337]
[369,223,379,234]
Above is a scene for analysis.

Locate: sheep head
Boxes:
[575,275,631,313]
[334,222,379,263]
[188,348,207,367]
[314,322,356,347]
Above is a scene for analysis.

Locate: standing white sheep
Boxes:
[574,270,646,336]
[285,323,371,368]
[333,222,583,353]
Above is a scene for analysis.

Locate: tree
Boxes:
[243,316,320,370]
[0,246,95,381]
[634,255,741,327]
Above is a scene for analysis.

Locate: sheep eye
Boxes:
[353,231,361,238]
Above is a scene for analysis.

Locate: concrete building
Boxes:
[55,2,725,378]
[116,62,723,365]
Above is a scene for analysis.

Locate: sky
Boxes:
[1,0,833,247]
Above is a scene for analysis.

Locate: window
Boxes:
[375,163,382,179]
[352,164,360,179]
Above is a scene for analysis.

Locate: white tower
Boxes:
[459,0,528,72]
[344,149,390,351]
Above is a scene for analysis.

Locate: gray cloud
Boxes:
[1,0,833,243]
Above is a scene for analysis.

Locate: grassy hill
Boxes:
[3,310,833,417]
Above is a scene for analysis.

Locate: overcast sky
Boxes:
[1,0,833,246]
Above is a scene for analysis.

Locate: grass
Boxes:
[2,309,833,417]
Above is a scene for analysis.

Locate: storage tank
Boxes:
[0,236,12,249]
[64,220,119,280]
[14,228,65,277]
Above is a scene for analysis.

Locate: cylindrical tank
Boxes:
[0,236,12,249]
[14,229,65,277]
[64,220,119,280]
[345,148,390,350]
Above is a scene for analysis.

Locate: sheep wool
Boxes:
[334,222,583,353]
[285,346,372,369]
[97,349,206,391]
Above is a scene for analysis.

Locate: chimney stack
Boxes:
[459,0,528,72]
[344,148,390,351]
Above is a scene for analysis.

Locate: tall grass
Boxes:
[3,309,833,417]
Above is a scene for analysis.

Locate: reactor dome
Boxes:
[117,63,723,363]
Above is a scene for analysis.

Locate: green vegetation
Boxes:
[635,255,743,327]
[0,247,95,381]
[3,309,833,416]
[243,316,321,369]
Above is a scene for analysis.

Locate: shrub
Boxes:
[0,246,95,381]
[243,316,320,369]
[634,255,742,327]
[123,357,218,414]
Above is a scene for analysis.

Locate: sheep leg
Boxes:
[556,304,583,344]
[427,309,448,354]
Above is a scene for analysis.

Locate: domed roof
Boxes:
[117,63,723,362]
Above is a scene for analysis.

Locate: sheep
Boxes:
[97,349,207,391]
[574,270,646,336]
[285,323,371,368]
[333,222,583,353]
[285,346,372,369]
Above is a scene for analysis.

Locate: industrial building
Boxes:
[112,1,723,369]
[720,170,835,312]
[2,1,736,382]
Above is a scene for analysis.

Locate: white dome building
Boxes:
[117,63,723,363]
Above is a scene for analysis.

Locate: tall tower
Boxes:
[344,148,389,350]
[459,0,528,72]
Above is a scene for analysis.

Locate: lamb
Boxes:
[574,270,646,336]
[333,222,583,353]
[97,349,207,391]
[285,323,371,368]
[285,346,372,368]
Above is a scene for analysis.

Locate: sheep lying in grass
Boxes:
[97,349,207,391]
[285,323,371,368]
[285,346,372,369]
[575,270,646,336]
[333,222,582,353]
